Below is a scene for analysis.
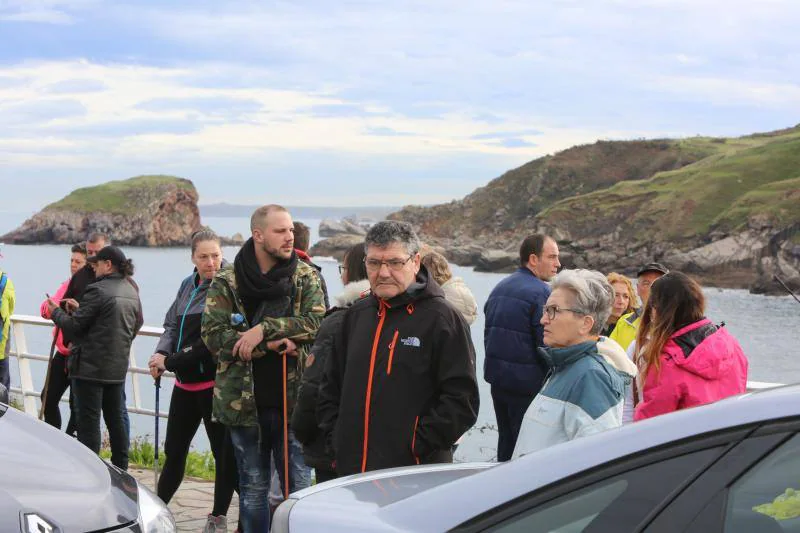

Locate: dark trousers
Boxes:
[214,429,240,517]
[0,356,9,391]
[229,408,290,533]
[157,386,238,516]
[41,353,76,435]
[315,468,337,483]
[491,386,535,462]
[73,378,129,470]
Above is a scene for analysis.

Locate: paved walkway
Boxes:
[130,468,239,532]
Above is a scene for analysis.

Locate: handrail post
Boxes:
[11,321,38,415]
[129,345,142,416]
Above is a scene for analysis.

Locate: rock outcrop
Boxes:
[309,234,365,260]
[319,218,367,237]
[2,175,202,246]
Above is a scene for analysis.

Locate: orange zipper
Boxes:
[387,330,399,375]
[362,300,389,473]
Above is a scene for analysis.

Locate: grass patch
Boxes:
[539,129,800,240]
[46,175,196,215]
[101,435,215,481]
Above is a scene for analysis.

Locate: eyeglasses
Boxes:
[544,304,586,321]
[364,255,413,272]
[338,264,347,274]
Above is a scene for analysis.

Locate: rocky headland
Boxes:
[390,126,800,295]
[2,175,243,247]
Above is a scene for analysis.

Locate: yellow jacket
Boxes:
[0,270,16,360]
[609,308,641,352]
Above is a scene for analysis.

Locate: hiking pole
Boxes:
[38,326,59,421]
[282,349,290,500]
[774,275,800,304]
[154,376,161,487]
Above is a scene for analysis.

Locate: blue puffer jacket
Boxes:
[483,268,550,395]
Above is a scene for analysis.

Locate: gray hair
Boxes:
[364,221,421,256]
[190,229,221,254]
[551,269,614,335]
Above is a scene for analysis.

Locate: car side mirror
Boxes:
[0,382,8,404]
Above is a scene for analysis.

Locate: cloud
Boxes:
[492,138,537,148]
[471,129,544,140]
[43,78,107,93]
[2,98,87,124]
[135,96,264,118]
[365,126,415,137]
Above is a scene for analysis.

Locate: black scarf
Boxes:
[234,238,298,320]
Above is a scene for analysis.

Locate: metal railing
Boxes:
[7,314,174,418]
[5,314,787,420]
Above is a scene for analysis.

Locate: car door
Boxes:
[451,427,754,533]
[649,419,800,533]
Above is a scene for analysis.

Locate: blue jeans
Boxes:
[229,408,290,533]
[269,429,311,506]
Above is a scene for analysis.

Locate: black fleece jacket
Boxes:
[317,266,479,475]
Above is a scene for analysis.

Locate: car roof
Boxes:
[384,385,800,531]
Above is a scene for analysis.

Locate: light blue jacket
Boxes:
[512,338,636,458]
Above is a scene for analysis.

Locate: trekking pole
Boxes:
[154,376,161,487]
[282,350,290,500]
[38,327,60,421]
[774,275,800,304]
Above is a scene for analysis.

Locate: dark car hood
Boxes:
[0,405,139,532]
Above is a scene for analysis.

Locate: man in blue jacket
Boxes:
[484,234,560,461]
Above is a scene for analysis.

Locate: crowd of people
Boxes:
[0,207,751,533]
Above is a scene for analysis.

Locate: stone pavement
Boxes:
[130,468,239,532]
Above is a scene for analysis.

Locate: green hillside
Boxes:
[47,175,196,215]
[539,127,800,241]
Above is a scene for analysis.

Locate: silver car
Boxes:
[0,384,176,533]
[273,384,800,532]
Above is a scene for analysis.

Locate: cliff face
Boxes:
[2,175,202,246]
[391,127,800,294]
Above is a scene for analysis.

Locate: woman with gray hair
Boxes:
[512,269,637,459]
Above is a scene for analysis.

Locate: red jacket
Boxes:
[40,280,70,356]
[635,318,748,421]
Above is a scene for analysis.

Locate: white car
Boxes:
[274,384,800,532]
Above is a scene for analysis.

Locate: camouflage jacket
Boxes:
[201,260,326,427]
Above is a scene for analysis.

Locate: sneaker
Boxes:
[203,514,227,533]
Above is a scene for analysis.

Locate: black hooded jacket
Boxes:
[317,266,479,475]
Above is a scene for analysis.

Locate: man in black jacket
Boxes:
[48,246,143,470]
[318,221,479,475]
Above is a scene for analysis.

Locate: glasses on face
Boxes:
[364,255,413,272]
[544,304,586,321]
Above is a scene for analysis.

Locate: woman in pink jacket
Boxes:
[39,243,87,432]
[634,272,748,421]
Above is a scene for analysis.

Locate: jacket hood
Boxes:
[335,279,371,307]
[666,318,743,380]
[540,341,597,369]
[597,336,637,378]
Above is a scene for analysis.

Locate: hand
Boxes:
[148,354,166,379]
[233,325,265,361]
[63,298,79,312]
[46,297,59,314]
[267,338,298,356]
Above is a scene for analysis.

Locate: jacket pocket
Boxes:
[387,330,399,375]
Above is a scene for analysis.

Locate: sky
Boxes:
[1,0,799,210]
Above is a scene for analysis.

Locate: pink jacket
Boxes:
[40,280,71,356]
[634,318,748,421]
